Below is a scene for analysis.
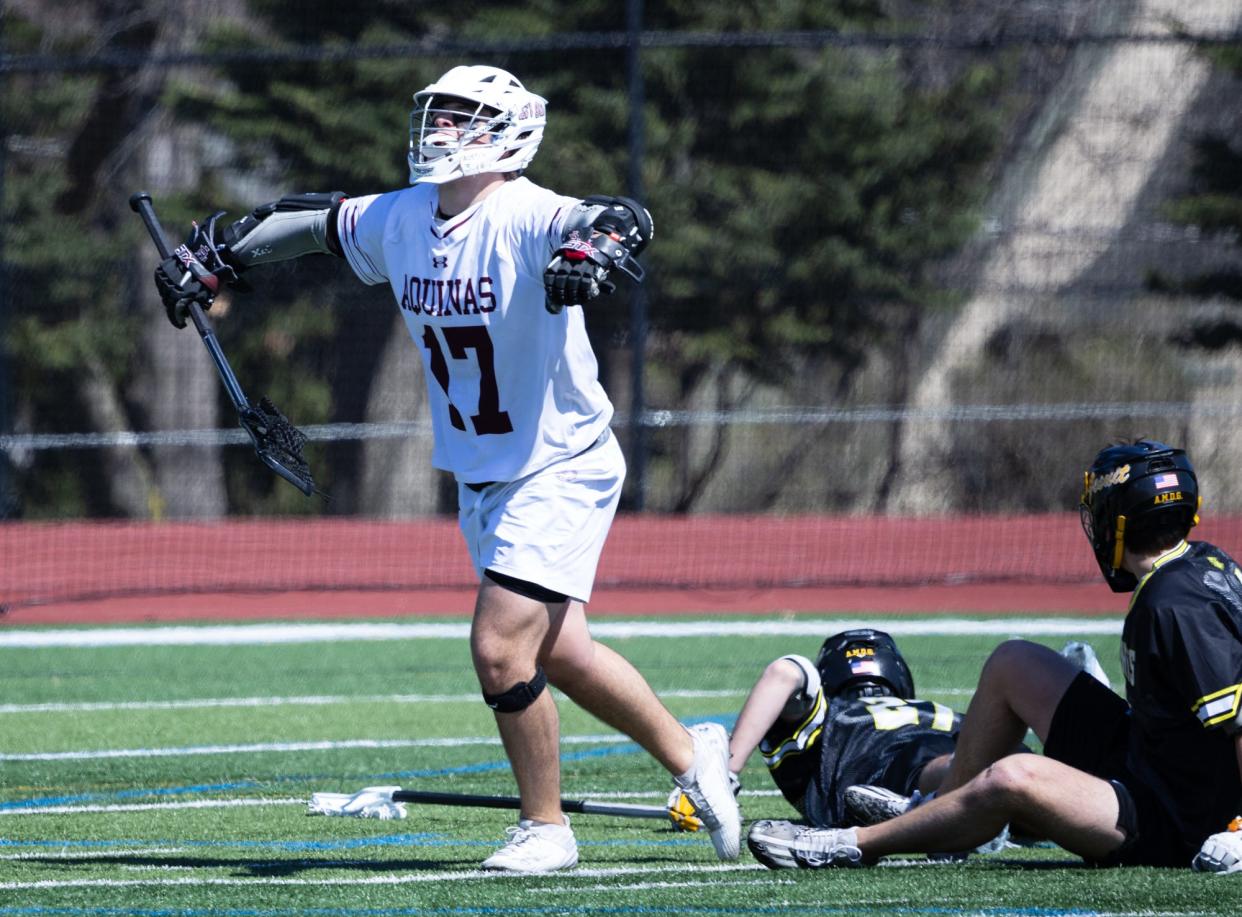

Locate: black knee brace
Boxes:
[483,666,548,713]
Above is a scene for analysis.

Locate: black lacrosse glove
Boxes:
[154,256,213,329]
[543,235,620,314]
[154,211,246,329]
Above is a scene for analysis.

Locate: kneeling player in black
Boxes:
[748,440,1242,870]
[670,629,965,833]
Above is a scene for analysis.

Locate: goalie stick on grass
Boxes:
[129,191,321,497]
[307,785,701,830]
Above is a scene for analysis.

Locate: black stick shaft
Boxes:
[128,192,249,412]
[128,190,316,497]
[390,789,668,820]
[128,192,173,259]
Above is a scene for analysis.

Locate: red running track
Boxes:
[4,513,1239,624]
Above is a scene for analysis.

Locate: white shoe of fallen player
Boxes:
[480,817,578,873]
[747,820,863,869]
[675,722,742,860]
[1061,641,1111,688]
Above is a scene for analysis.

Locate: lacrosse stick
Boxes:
[129,191,320,497]
[307,785,698,829]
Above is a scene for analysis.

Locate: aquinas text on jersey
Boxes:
[400,273,497,317]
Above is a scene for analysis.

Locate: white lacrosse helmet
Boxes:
[408,65,547,185]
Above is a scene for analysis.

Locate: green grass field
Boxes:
[0,615,1231,915]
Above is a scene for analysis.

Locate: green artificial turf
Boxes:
[1,617,1227,916]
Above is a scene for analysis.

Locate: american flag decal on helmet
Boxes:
[850,659,882,677]
[1154,473,1180,490]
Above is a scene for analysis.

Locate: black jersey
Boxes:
[760,689,960,827]
[1122,540,1242,846]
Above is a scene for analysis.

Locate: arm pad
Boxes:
[223,192,347,268]
[558,194,653,280]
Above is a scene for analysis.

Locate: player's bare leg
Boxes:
[471,579,564,826]
[855,753,1126,862]
[541,600,692,773]
[936,640,1080,795]
[542,599,740,858]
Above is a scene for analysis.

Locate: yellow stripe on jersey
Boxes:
[1129,540,1192,609]
[1192,683,1242,728]
[761,688,826,770]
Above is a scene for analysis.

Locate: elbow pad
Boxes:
[559,195,654,282]
[222,191,348,268]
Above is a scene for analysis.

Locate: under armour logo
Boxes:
[431,255,449,269]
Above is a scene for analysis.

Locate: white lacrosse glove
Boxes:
[1192,817,1242,874]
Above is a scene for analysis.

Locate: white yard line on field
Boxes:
[0,731,646,763]
[0,686,977,717]
[0,861,762,890]
[0,846,189,861]
[0,688,745,715]
[3,789,784,818]
[0,617,1123,649]
[0,798,288,816]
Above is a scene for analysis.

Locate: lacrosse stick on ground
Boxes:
[129,192,321,497]
[307,786,701,830]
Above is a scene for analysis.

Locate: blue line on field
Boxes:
[372,740,648,781]
[0,717,734,813]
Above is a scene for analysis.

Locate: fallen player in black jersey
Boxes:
[744,440,1242,871]
[667,629,1098,860]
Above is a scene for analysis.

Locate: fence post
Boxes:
[625,0,648,510]
[0,11,13,519]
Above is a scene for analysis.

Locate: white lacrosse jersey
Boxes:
[336,178,613,483]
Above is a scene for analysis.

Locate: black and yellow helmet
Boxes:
[815,629,915,700]
[1080,439,1199,593]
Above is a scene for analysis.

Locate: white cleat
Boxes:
[480,817,578,873]
[747,820,863,869]
[675,722,742,860]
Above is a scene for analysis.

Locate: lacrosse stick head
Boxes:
[238,397,319,497]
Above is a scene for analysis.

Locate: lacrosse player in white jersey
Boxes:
[152,64,740,872]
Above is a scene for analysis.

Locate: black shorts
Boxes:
[1044,672,1191,867]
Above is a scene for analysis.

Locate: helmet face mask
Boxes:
[1079,439,1200,592]
[408,66,547,185]
[815,629,915,701]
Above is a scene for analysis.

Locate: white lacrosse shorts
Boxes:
[457,429,624,604]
